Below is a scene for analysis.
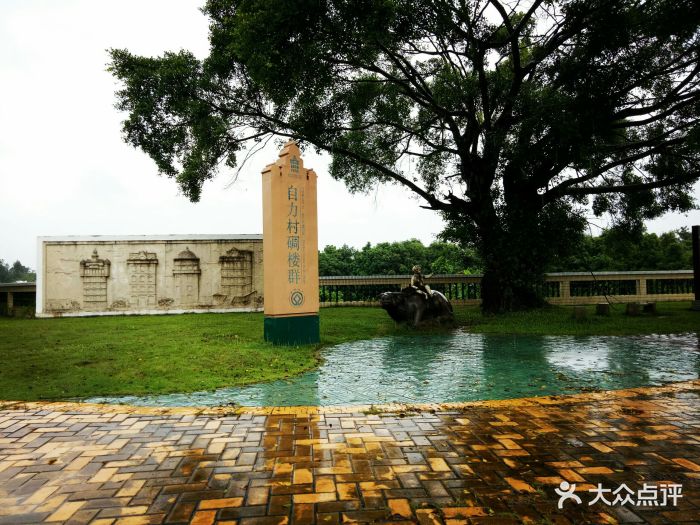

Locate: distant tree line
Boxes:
[550,227,694,272]
[0,260,35,283]
[320,228,694,276]
[319,240,480,276]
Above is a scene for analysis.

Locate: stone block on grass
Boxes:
[625,302,641,316]
[595,303,611,316]
[572,306,587,320]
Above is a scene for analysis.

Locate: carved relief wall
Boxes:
[219,248,254,305]
[173,248,200,306]
[38,236,263,317]
[127,251,158,308]
[79,249,110,310]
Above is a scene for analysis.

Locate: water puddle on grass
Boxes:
[84,331,700,407]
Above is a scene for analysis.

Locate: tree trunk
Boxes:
[475,203,548,313]
[479,245,546,313]
[480,260,545,313]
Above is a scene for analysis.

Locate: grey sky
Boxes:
[1,0,698,270]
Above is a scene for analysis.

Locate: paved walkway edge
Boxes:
[2,379,699,415]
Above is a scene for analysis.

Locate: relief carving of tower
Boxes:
[80,249,110,310]
[219,247,254,304]
[127,251,158,308]
[173,247,201,306]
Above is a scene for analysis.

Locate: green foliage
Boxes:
[550,227,694,272]
[318,245,358,276]
[321,227,694,275]
[109,0,700,311]
[0,260,35,283]
[318,240,480,276]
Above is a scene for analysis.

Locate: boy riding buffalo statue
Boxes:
[379,266,454,326]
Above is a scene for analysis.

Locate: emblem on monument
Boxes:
[290,289,305,307]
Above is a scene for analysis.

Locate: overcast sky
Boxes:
[1,0,699,270]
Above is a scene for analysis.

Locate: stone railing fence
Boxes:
[319,270,695,307]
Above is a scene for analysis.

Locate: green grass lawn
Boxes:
[456,300,700,335]
[0,308,403,401]
[0,302,697,401]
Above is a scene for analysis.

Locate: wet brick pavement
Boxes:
[0,381,699,524]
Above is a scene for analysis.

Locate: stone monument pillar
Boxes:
[261,141,320,344]
[693,225,700,311]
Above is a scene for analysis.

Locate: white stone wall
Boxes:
[37,235,264,317]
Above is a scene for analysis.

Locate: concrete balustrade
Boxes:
[319,270,695,307]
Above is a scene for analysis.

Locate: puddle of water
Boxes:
[84,331,700,407]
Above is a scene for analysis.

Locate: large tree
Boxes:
[109,0,700,312]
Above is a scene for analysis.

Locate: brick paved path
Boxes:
[1,382,698,525]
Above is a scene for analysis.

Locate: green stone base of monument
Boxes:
[264,315,320,346]
[692,300,700,312]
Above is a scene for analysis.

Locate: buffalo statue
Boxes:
[379,287,454,326]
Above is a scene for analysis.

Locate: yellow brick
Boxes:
[24,486,58,505]
[114,517,164,525]
[337,483,358,501]
[589,442,613,453]
[673,458,700,472]
[116,479,146,497]
[388,498,412,518]
[442,507,488,518]
[47,501,85,522]
[36,495,68,513]
[198,497,243,509]
[293,492,336,504]
[109,506,149,517]
[190,511,216,525]
[392,465,429,473]
[558,469,586,482]
[428,458,451,472]
[359,481,394,491]
[274,462,293,476]
[293,468,313,484]
[316,477,335,493]
[534,476,564,485]
[577,467,613,475]
[415,509,441,525]
[65,456,91,471]
[90,467,118,483]
[505,477,536,493]
[499,439,522,450]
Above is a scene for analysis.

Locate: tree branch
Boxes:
[563,171,699,196]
